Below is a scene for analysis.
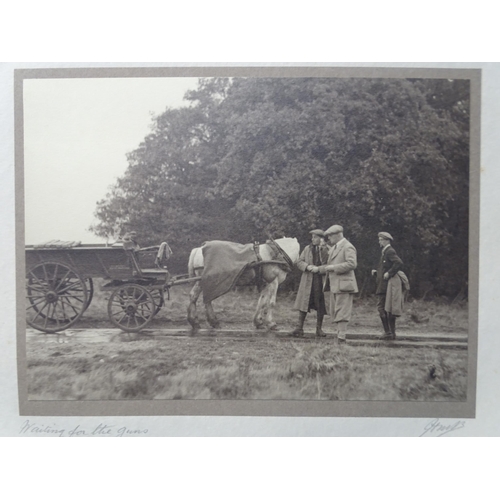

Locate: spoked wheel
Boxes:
[27,276,93,322]
[150,288,165,316]
[26,262,88,333]
[83,278,94,313]
[108,284,155,332]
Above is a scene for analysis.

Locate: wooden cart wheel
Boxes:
[83,278,94,312]
[27,276,93,321]
[108,284,155,332]
[26,261,88,333]
[150,288,165,316]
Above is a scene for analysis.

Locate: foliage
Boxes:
[91,77,470,298]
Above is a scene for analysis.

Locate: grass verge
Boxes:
[27,337,467,401]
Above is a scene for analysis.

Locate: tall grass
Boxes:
[27,337,467,401]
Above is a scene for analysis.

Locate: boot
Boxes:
[316,313,326,337]
[379,312,395,340]
[388,313,397,339]
[379,313,391,334]
[291,311,306,337]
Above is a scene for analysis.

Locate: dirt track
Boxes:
[26,327,468,350]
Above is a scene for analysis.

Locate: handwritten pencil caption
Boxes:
[20,420,148,437]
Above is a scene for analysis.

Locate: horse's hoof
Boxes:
[267,324,279,332]
[254,322,265,330]
[190,324,201,335]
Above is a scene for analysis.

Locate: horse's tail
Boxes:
[188,248,203,278]
[187,248,197,278]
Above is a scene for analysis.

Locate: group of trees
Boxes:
[91,77,470,299]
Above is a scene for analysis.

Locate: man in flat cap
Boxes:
[372,232,404,340]
[318,225,358,343]
[291,229,329,337]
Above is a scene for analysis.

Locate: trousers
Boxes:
[329,293,353,323]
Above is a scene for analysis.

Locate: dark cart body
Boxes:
[25,244,198,333]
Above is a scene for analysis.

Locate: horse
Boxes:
[187,237,300,333]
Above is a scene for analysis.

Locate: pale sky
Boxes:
[23,77,199,244]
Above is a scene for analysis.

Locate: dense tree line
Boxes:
[91,77,470,299]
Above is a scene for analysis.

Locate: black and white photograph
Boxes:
[14,66,479,418]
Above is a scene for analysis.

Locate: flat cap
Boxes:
[123,231,137,241]
[309,229,324,236]
[324,224,344,236]
[378,231,393,241]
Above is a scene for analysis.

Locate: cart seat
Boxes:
[125,250,169,279]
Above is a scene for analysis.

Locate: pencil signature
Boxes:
[420,418,466,437]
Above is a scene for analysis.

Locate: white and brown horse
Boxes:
[187,237,300,333]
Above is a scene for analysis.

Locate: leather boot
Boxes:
[389,313,397,339]
[380,313,390,333]
[291,311,306,337]
[379,312,395,340]
[316,312,326,337]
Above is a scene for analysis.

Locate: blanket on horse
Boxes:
[201,240,259,303]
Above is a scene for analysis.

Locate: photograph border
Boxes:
[15,65,480,418]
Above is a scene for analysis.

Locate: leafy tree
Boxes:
[92,76,470,298]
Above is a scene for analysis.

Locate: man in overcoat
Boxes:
[371,232,403,340]
[291,229,329,337]
[318,225,358,343]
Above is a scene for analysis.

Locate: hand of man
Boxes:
[310,266,319,273]
[371,269,377,276]
[306,265,313,272]
[383,272,389,280]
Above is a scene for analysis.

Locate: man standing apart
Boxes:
[318,225,358,343]
[291,229,329,337]
[372,232,403,340]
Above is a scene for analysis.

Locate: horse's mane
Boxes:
[267,236,300,264]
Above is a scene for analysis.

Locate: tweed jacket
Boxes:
[318,238,358,294]
[376,245,403,294]
[293,244,328,311]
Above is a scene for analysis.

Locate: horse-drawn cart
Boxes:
[25,243,198,334]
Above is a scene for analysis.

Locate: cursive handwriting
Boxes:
[20,419,65,437]
[19,419,148,437]
[420,418,466,437]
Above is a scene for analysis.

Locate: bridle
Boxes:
[266,236,295,272]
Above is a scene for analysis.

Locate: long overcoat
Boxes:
[319,239,358,294]
[376,245,403,295]
[293,244,328,312]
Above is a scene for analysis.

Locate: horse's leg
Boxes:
[253,287,267,329]
[187,281,202,333]
[205,301,220,329]
[265,277,280,331]
[254,280,275,330]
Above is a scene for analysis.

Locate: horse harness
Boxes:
[266,237,294,273]
[252,239,294,272]
[249,239,294,290]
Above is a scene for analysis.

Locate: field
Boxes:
[26,281,469,401]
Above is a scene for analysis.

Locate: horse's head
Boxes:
[273,237,300,264]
